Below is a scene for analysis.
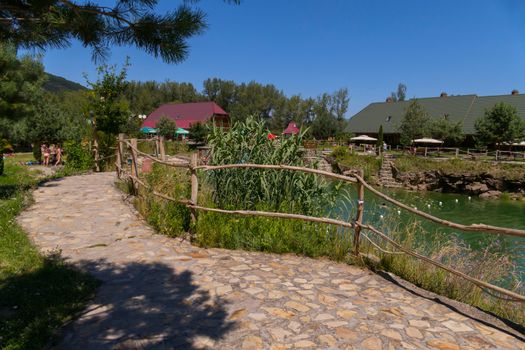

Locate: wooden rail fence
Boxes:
[115,135,525,302]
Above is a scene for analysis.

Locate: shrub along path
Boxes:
[18,173,524,349]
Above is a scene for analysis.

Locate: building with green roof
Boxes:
[347,91,525,145]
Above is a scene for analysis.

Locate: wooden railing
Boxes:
[115,135,525,302]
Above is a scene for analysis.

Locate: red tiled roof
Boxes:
[142,102,228,129]
[283,122,300,135]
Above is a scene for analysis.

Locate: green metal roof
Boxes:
[347,94,525,135]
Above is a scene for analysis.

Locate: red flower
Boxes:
[267,133,276,140]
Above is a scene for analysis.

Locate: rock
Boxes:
[284,301,310,312]
[294,340,316,348]
[380,329,403,341]
[336,327,359,341]
[426,340,460,350]
[268,327,293,342]
[318,334,337,346]
[479,190,502,199]
[465,182,489,195]
[242,335,263,350]
[361,336,383,350]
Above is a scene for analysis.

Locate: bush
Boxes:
[63,140,93,172]
[330,146,349,160]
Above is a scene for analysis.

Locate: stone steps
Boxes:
[379,156,403,188]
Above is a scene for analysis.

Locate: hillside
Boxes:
[43,73,87,92]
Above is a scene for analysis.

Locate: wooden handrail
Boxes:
[195,163,358,183]
[116,137,525,302]
[353,174,525,238]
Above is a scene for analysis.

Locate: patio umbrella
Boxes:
[175,128,189,135]
[412,138,444,144]
[350,135,377,142]
[140,127,157,134]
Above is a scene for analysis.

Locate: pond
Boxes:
[332,186,525,281]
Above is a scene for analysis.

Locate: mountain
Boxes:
[43,73,87,92]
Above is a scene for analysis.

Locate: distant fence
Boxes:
[115,134,525,302]
[396,146,525,161]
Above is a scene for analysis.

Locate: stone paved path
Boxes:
[18,173,525,349]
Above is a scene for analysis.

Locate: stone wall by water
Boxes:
[393,169,525,200]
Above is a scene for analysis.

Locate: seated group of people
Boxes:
[41,143,62,166]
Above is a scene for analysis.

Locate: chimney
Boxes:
[440,92,448,97]
[511,89,519,95]
[386,97,393,103]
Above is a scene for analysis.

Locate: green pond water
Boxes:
[333,186,525,281]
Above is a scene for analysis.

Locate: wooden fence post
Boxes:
[130,138,139,191]
[495,150,499,161]
[159,136,166,161]
[190,153,199,227]
[353,169,365,256]
[455,148,459,158]
[116,133,124,179]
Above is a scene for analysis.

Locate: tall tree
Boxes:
[376,124,384,150]
[0,43,45,121]
[85,61,131,170]
[475,102,525,149]
[156,116,177,139]
[398,100,429,146]
[391,83,407,102]
[0,43,45,174]
[0,0,239,62]
[428,118,464,146]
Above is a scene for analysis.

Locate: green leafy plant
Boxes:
[63,140,93,172]
[156,116,178,139]
[206,116,335,215]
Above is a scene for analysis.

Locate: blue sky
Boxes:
[39,0,525,116]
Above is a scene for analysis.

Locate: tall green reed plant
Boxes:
[206,117,336,215]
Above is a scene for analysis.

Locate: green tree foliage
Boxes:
[391,83,407,102]
[398,100,429,146]
[376,124,384,149]
[428,118,464,146]
[0,43,45,174]
[121,77,349,140]
[189,122,208,143]
[85,62,130,135]
[475,102,525,148]
[0,43,45,122]
[123,80,201,115]
[0,0,239,63]
[156,116,177,138]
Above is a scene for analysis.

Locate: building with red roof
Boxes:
[142,101,229,130]
[283,121,300,135]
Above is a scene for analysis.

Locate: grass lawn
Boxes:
[0,155,98,350]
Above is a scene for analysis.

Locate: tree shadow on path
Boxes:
[57,259,235,349]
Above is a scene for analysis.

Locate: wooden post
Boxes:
[159,136,166,161]
[455,148,459,158]
[93,138,100,172]
[116,133,125,179]
[130,138,139,191]
[353,169,365,256]
[495,150,499,161]
[190,153,199,227]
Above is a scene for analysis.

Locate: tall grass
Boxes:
[359,217,525,325]
[207,117,337,215]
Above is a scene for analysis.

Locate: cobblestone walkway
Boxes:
[18,173,524,349]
